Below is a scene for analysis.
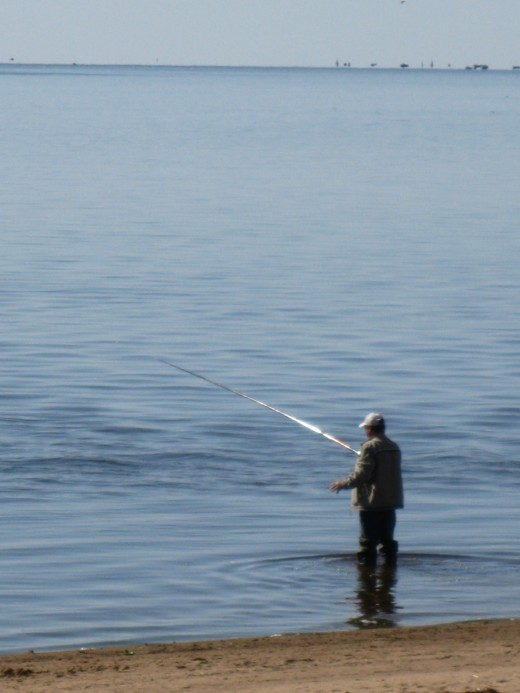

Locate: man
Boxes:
[329,413,403,566]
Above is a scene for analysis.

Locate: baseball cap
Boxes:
[358,412,385,428]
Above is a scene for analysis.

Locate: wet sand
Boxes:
[0,619,518,692]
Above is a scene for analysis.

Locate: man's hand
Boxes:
[329,480,346,493]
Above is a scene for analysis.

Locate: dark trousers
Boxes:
[358,509,398,566]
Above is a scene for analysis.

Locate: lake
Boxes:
[1,63,519,653]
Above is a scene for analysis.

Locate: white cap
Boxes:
[358,412,385,428]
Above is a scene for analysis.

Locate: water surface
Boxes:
[1,65,520,653]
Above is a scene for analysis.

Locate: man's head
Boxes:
[358,412,385,436]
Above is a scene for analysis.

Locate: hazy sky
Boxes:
[2,1,519,69]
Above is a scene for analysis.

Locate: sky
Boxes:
[2,1,519,70]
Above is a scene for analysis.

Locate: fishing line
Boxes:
[158,358,359,456]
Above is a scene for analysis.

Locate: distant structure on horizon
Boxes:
[331,60,520,71]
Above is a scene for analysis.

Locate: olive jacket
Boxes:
[342,433,404,511]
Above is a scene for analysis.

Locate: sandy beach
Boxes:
[0,619,518,692]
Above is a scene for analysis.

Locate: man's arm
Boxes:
[329,446,376,493]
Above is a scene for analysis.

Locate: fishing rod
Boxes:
[159,358,360,456]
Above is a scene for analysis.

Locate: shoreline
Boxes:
[1,619,518,692]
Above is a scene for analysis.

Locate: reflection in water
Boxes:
[347,564,400,629]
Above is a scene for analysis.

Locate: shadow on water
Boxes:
[240,550,520,633]
[347,563,399,629]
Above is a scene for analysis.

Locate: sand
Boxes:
[0,619,518,692]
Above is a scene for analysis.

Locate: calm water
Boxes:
[1,64,520,654]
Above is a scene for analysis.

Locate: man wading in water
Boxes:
[329,413,403,566]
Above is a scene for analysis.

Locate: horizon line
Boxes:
[2,61,519,72]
